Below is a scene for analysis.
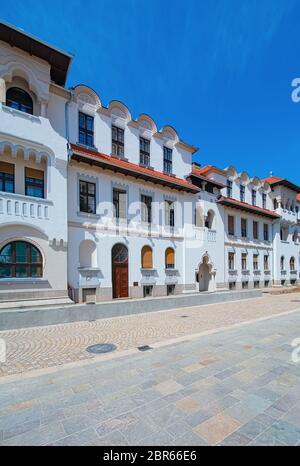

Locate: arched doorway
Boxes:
[112,243,128,298]
[199,262,210,291]
[198,254,215,292]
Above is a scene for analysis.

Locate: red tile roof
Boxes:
[70,144,200,193]
[193,165,226,176]
[297,193,300,201]
[261,176,284,184]
[217,196,280,219]
[190,167,225,188]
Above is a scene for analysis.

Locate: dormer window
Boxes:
[252,189,256,206]
[240,185,245,202]
[6,87,33,114]
[140,137,150,166]
[79,112,94,147]
[262,193,267,209]
[163,147,172,174]
[112,126,124,157]
[227,180,232,198]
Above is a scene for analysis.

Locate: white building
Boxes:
[0,22,299,304]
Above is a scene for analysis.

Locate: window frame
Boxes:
[141,194,152,224]
[25,168,44,199]
[228,215,235,236]
[253,221,259,240]
[252,189,257,206]
[78,112,94,147]
[112,126,124,157]
[227,180,233,198]
[6,87,33,114]
[241,218,247,238]
[0,163,15,193]
[163,146,173,174]
[240,184,245,202]
[79,180,96,214]
[139,137,150,167]
[0,241,43,278]
[113,188,127,219]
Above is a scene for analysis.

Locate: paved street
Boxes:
[0,304,300,445]
[0,292,300,377]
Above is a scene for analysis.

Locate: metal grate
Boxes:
[137,345,153,352]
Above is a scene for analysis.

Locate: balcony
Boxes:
[207,229,216,242]
[0,191,52,222]
[242,270,250,276]
[277,208,298,224]
[253,270,261,276]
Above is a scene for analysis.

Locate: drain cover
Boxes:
[138,345,153,352]
[86,343,116,354]
[181,315,188,318]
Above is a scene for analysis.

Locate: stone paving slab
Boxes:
[0,309,300,445]
[0,292,300,377]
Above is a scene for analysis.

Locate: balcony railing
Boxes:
[0,192,52,221]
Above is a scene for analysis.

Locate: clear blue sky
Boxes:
[1,0,300,183]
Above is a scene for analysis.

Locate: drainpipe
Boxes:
[65,87,74,160]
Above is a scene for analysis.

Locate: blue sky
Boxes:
[1,0,300,182]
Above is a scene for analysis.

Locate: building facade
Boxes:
[0,22,299,304]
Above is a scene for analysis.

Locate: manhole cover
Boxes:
[138,345,153,352]
[86,343,116,354]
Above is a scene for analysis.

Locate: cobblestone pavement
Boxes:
[0,310,300,445]
[0,293,300,377]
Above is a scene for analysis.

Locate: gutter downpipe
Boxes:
[65,87,74,301]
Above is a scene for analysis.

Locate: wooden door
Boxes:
[112,244,128,299]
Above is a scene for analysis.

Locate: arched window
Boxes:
[0,241,42,278]
[165,247,175,269]
[205,210,215,229]
[6,87,33,114]
[280,256,285,271]
[290,257,295,271]
[79,240,97,268]
[141,246,153,269]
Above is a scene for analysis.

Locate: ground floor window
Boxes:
[254,281,260,288]
[0,241,42,278]
[242,281,248,289]
[167,284,175,296]
[281,280,286,286]
[291,279,296,285]
[229,282,236,290]
[143,285,153,298]
[264,280,270,288]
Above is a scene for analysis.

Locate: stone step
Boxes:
[0,289,262,331]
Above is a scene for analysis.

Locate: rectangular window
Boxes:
[240,185,245,202]
[264,280,270,288]
[252,189,256,206]
[25,168,44,198]
[263,223,269,241]
[241,218,247,238]
[112,126,124,157]
[163,147,173,174]
[167,284,175,296]
[262,193,267,209]
[227,180,233,198]
[113,189,127,219]
[242,281,249,289]
[253,254,259,270]
[228,252,235,270]
[165,200,175,227]
[241,253,247,270]
[140,137,150,167]
[254,280,260,288]
[79,180,96,214]
[143,285,153,298]
[264,255,269,271]
[0,162,14,193]
[253,221,258,240]
[78,112,94,147]
[229,282,236,290]
[228,215,235,235]
[141,194,152,223]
